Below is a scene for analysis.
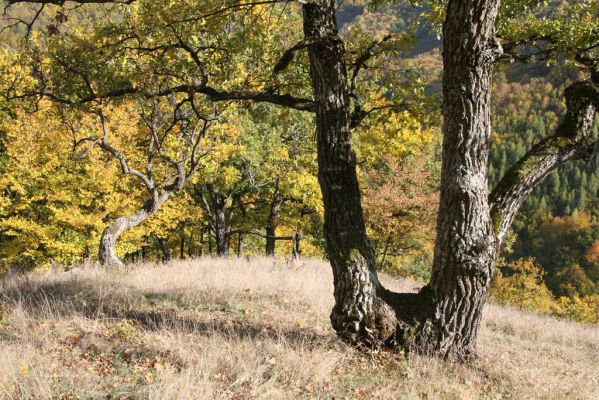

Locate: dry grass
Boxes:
[0,257,597,400]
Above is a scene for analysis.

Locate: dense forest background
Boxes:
[0,0,597,323]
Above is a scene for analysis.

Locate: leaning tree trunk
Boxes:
[99,194,169,266]
[303,0,395,345]
[412,0,503,359]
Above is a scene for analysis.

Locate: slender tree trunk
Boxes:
[265,185,283,256]
[237,232,243,257]
[379,236,392,269]
[214,207,230,256]
[156,236,172,262]
[180,234,185,259]
[303,0,394,345]
[292,230,301,259]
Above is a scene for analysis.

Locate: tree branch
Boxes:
[489,79,598,243]
[350,34,394,97]
[230,229,293,241]
[97,109,156,193]
[7,0,135,5]
[20,83,315,112]
[272,36,323,75]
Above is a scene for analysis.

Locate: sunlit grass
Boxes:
[1,257,598,399]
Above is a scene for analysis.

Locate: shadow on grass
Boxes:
[0,277,333,348]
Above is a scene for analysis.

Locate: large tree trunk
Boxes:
[303,0,394,345]
[98,194,168,266]
[411,0,503,360]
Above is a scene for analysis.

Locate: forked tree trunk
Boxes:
[302,0,597,359]
[303,0,394,345]
[410,0,598,360]
[98,194,169,266]
[214,206,230,256]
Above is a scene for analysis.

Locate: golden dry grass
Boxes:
[0,257,597,399]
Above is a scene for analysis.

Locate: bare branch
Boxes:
[350,34,395,97]
[272,36,323,75]
[97,109,155,193]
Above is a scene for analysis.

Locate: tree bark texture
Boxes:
[411,0,503,359]
[301,0,598,359]
[302,0,395,345]
[413,0,598,360]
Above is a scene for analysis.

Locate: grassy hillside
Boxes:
[1,258,598,399]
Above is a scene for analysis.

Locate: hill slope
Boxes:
[1,258,598,399]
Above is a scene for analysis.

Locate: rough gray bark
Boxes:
[409,0,502,359]
[303,0,394,345]
[299,0,597,360]
[409,0,599,360]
